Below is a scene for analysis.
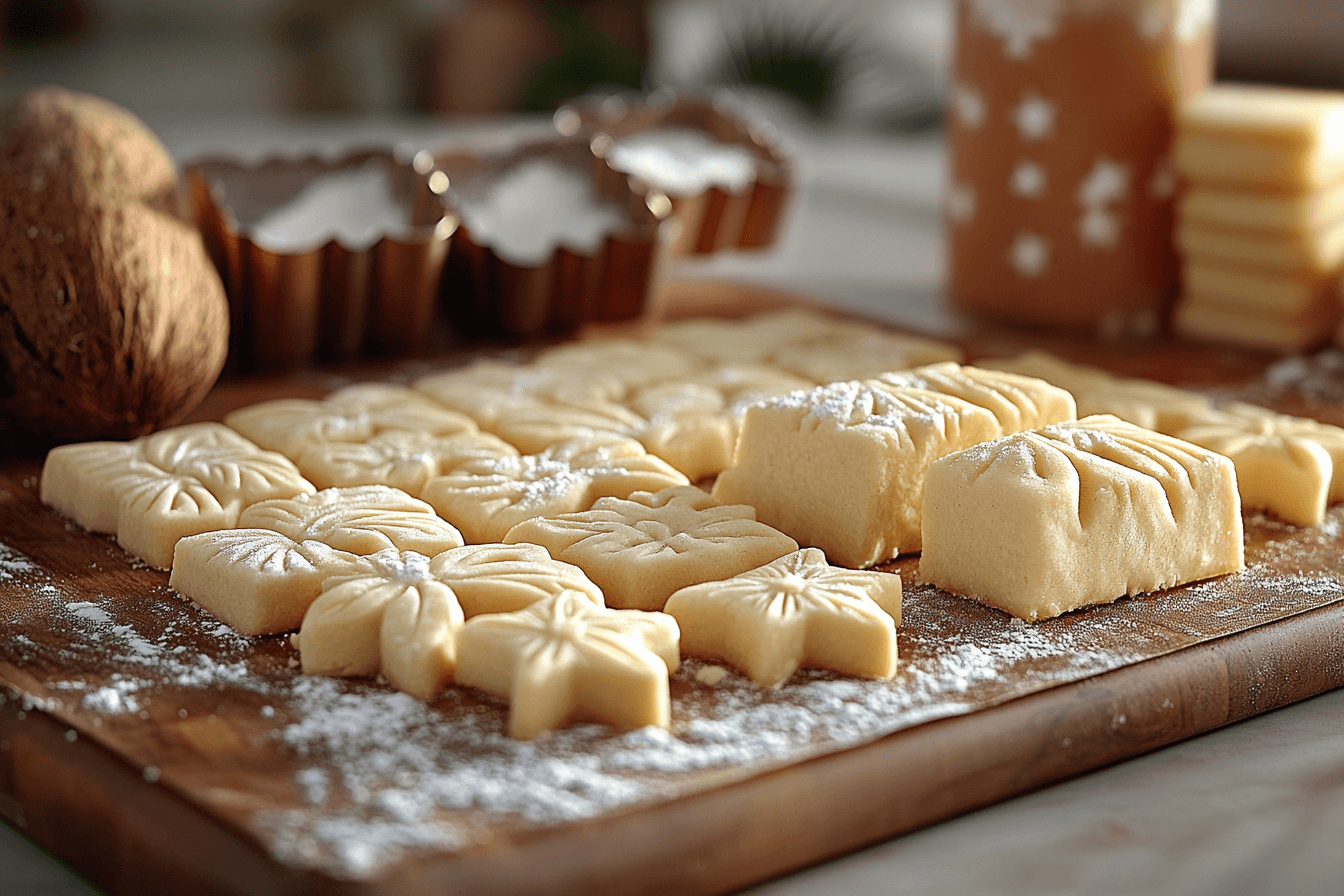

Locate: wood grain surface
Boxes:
[3,282,1344,896]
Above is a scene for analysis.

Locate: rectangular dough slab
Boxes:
[1175,84,1344,190]
[1176,216,1344,275]
[1182,259,1340,315]
[1180,179,1344,233]
[712,366,1073,568]
[1174,292,1339,352]
[920,416,1244,621]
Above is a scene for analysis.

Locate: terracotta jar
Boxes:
[945,0,1216,335]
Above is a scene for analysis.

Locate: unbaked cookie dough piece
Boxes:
[1173,294,1339,353]
[504,485,798,610]
[1175,84,1344,191]
[487,398,647,454]
[169,485,465,634]
[296,429,519,494]
[979,352,1211,432]
[420,434,688,543]
[920,416,1244,622]
[40,422,314,569]
[225,383,478,459]
[1177,402,1344,526]
[877,363,1076,435]
[768,327,963,384]
[664,548,901,687]
[455,590,680,739]
[296,543,604,699]
[712,380,1003,567]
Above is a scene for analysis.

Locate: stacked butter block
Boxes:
[1173,84,1344,350]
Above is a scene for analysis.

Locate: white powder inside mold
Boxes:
[248,161,413,253]
[455,160,626,266]
[606,128,757,197]
[7,503,1344,881]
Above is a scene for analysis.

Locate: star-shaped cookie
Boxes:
[1177,403,1344,526]
[663,548,901,687]
[455,590,680,738]
[504,485,798,610]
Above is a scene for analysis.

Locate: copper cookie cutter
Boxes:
[556,91,793,255]
[188,149,457,372]
[432,137,674,341]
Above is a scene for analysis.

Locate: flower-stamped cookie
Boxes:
[663,548,902,687]
[455,590,680,739]
[420,434,688,543]
[296,543,604,699]
[226,383,477,458]
[296,429,519,495]
[503,485,798,610]
[40,422,314,569]
[169,485,464,635]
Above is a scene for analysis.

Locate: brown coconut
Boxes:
[0,86,229,442]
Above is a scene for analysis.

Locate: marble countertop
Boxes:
[3,115,1343,896]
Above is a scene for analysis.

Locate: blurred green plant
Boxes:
[517,1,646,113]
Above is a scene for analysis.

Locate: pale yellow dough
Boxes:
[1177,402,1344,525]
[225,384,477,458]
[295,543,604,699]
[296,429,519,494]
[920,416,1245,621]
[503,485,799,610]
[455,590,681,739]
[712,365,1073,567]
[978,352,1211,432]
[420,434,688,543]
[169,485,464,635]
[663,548,901,687]
[40,422,314,569]
[1175,84,1344,190]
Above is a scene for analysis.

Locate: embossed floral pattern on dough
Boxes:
[455,590,680,739]
[1177,403,1344,526]
[239,485,465,557]
[296,429,519,495]
[297,544,604,699]
[225,384,478,458]
[171,485,464,636]
[40,422,314,570]
[663,548,901,687]
[421,435,688,544]
[504,485,798,611]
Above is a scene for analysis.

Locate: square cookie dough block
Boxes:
[712,380,1003,567]
[920,416,1244,621]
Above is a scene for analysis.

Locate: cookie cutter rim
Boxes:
[187,147,459,372]
[432,136,675,341]
[555,90,794,255]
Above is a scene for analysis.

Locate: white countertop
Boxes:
[3,115,1343,896]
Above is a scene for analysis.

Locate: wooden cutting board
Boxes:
[3,282,1344,896]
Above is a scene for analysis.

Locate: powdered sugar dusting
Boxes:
[4,504,1344,881]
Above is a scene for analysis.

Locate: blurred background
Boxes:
[3,0,1342,130]
[2,0,1342,338]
